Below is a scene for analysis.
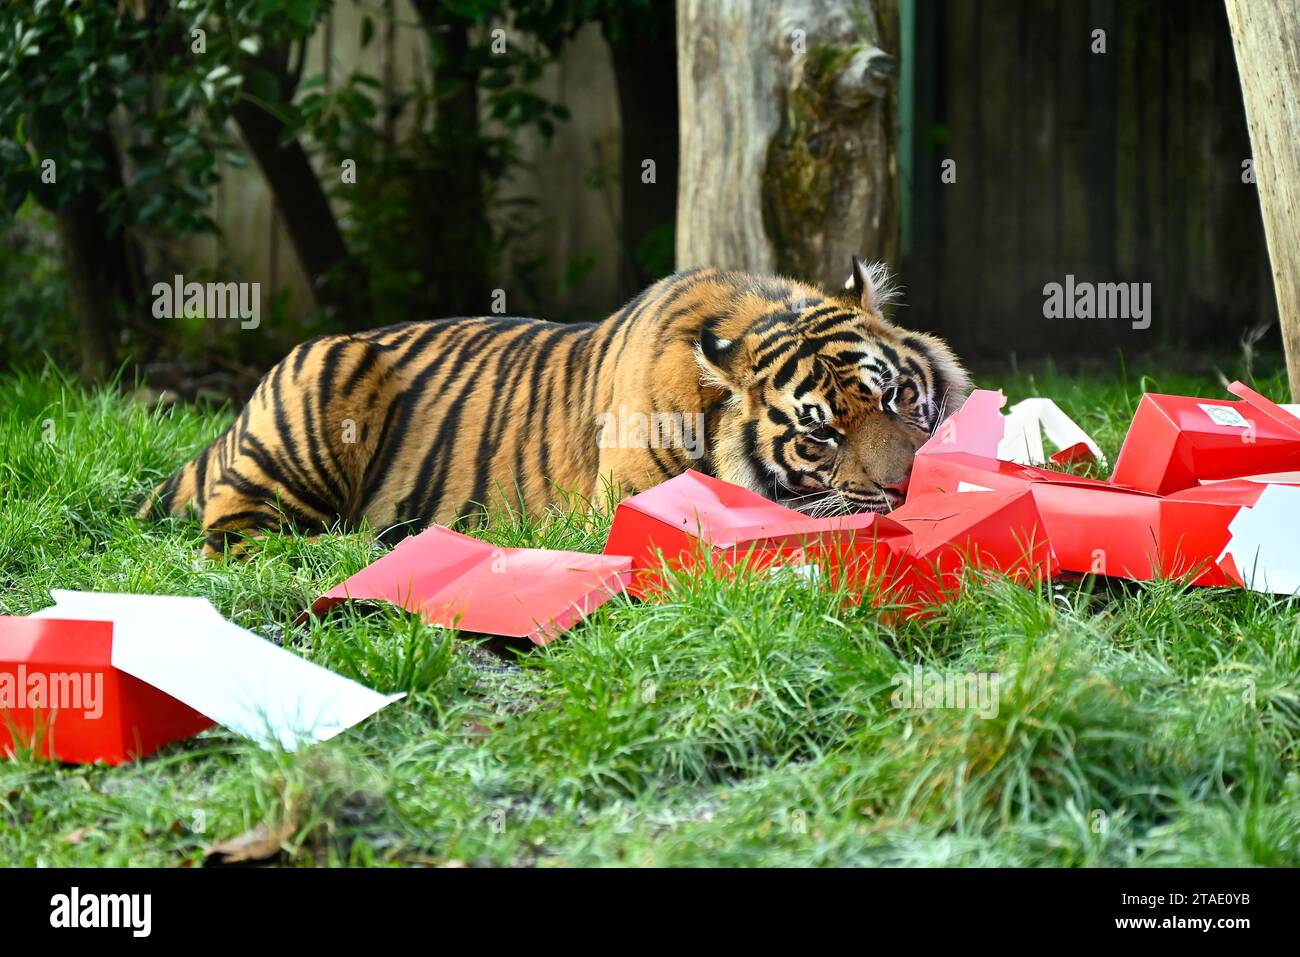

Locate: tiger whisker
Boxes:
[780,487,834,503]
[929,391,952,436]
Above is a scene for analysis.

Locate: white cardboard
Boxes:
[999,398,1105,468]
[32,591,403,750]
[1217,484,1300,596]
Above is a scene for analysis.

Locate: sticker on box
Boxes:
[1198,403,1251,429]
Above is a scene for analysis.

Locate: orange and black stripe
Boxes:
[141,262,970,554]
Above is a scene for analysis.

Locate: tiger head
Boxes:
[695,257,971,514]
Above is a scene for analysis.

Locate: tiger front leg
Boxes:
[196,487,303,559]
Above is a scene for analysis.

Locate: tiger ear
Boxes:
[695,324,750,393]
[844,255,900,315]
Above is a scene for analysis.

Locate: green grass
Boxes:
[1,361,1298,866]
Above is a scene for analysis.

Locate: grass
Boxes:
[1,359,1298,867]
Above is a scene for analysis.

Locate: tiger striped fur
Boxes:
[140,258,971,556]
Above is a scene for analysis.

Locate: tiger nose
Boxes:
[883,469,911,495]
[881,471,911,506]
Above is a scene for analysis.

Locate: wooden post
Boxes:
[1225,1,1300,399]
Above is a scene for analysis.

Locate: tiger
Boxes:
[140,257,971,556]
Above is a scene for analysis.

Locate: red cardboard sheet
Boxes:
[602,469,913,600]
[306,525,633,644]
[0,617,213,765]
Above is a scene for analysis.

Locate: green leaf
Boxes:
[286,0,320,28]
[245,67,281,105]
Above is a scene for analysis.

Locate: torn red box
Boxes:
[0,617,214,765]
[305,525,632,644]
[602,469,913,601]
[1019,481,1237,585]
[1110,381,1300,495]
[910,387,1112,493]
[906,475,1220,585]
[1022,482,1165,580]
[1155,478,1299,586]
[1214,483,1300,593]
[888,486,1058,595]
[905,387,1276,586]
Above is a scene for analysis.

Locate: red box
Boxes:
[0,617,213,765]
[1110,381,1300,495]
[907,386,1298,585]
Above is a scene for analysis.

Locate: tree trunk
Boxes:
[1225,1,1300,400]
[675,0,899,289]
[56,200,117,382]
[233,46,368,327]
[409,5,493,316]
[606,18,679,294]
[35,123,141,383]
[425,20,491,314]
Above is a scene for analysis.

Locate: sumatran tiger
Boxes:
[140,258,971,556]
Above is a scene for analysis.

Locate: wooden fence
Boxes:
[904,0,1277,358]
[181,0,1275,361]
[179,2,626,331]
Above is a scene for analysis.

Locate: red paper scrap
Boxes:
[306,525,633,644]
